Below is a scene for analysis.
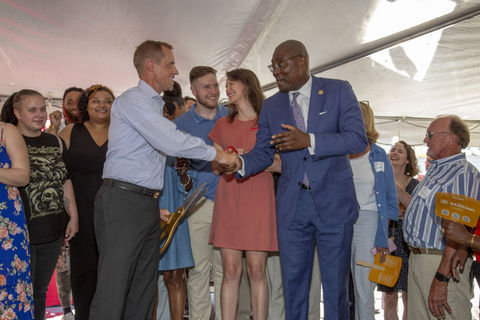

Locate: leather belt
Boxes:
[301,183,311,191]
[408,246,443,255]
[103,178,160,199]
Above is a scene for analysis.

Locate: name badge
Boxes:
[374,162,384,172]
[418,187,432,199]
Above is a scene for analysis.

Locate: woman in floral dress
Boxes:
[1,89,78,320]
[0,118,33,320]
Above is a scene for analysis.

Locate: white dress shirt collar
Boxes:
[289,75,313,101]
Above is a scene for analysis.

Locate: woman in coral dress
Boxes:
[208,68,280,320]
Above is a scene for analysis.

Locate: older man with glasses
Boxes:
[402,115,480,320]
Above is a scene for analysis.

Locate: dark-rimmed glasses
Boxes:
[425,131,452,140]
[267,55,303,73]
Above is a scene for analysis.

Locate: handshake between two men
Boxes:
[214,123,312,175]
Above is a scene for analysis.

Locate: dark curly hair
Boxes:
[1,89,43,126]
[397,140,420,177]
[78,85,115,122]
[226,69,264,123]
[63,87,84,101]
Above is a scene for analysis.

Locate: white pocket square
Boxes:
[319,111,328,115]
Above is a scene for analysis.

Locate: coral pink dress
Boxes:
[208,117,278,251]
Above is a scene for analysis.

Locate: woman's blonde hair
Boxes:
[359,101,379,143]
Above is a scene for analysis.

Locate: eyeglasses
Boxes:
[425,131,452,140]
[267,55,303,73]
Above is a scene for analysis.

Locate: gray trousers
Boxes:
[90,185,160,320]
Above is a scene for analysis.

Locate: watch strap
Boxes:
[435,272,450,283]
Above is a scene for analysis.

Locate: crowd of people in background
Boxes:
[0,38,479,320]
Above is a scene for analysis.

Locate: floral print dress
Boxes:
[0,126,34,320]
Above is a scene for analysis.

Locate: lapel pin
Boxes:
[318,90,323,95]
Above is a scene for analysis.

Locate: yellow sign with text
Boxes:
[435,192,480,227]
[357,254,402,287]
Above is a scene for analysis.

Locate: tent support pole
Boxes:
[262,4,480,92]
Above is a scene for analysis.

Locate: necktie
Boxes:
[292,92,309,186]
[292,92,306,131]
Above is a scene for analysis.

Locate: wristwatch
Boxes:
[435,272,450,283]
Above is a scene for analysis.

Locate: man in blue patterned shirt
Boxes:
[403,115,480,320]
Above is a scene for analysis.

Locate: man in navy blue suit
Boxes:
[227,40,368,319]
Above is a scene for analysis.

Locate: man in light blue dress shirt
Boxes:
[89,40,236,320]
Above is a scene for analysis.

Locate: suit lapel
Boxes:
[307,76,325,132]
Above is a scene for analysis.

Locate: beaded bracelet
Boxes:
[179,175,191,187]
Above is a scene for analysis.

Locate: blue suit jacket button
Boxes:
[303,157,307,161]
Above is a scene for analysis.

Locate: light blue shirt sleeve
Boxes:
[104,81,216,190]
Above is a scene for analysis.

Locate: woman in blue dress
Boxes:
[0,102,33,319]
[155,101,196,320]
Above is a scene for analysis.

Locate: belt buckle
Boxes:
[410,246,421,255]
[154,191,160,199]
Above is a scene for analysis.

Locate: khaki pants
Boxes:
[155,272,171,320]
[187,197,223,320]
[408,252,473,320]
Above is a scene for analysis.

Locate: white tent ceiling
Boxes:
[1,0,480,146]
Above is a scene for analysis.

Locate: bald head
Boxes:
[271,40,310,92]
[275,40,309,62]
